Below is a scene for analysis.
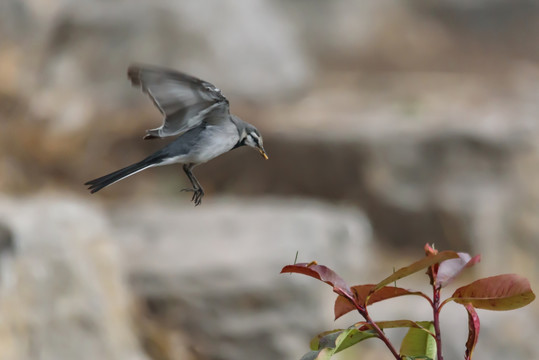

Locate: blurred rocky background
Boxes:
[1,0,538,359]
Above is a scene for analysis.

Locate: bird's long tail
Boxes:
[85,154,164,193]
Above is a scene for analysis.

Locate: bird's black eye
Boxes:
[249,132,260,144]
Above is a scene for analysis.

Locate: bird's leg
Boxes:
[181,164,204,206]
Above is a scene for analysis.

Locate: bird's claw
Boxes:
[192,188,204,206]
[181,187,204,206]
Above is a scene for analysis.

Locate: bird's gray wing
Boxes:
[128,64,230,139]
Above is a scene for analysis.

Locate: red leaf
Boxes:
[371,251,460,293]
[451,274,536,310]
[424,243,438,256]
[464,304,480,360]
[355,320,435,336]
[436,253,481,288]
[424,244,441,286]
[334,285,430,320]
[281,263,354,300]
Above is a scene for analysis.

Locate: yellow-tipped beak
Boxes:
[259,148,269,160]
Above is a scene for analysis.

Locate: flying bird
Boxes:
[85,65,268,205]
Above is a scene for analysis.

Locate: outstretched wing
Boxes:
[127,64,230,139]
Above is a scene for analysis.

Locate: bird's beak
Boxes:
[258,146,269,160]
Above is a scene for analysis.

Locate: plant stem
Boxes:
[432,286,444,360]
[360,309,401,359]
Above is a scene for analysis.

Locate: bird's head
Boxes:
[242,125,268,160]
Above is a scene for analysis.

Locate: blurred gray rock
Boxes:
[279,0,453,67]
[0,194,535,360]
[2,0,538,135]
[0,195,148,360]
[279,0,539,70]
[108,197,538,360]
[2,0,311,133]
[110,198,373,360]
[197,69,539,263]
[0,221,14,257]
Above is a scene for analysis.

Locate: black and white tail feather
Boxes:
[85,153,165,194]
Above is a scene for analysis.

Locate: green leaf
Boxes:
[400,321,437,359]
[304,329,377,360]
[356,320,435,337]
[310,329,343,351]
[300,348,333,360]
[314,348,333,360]
[451,274,535,310]
[333,329,377,353]
[371,251,459,293]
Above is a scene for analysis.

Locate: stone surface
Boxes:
[110,198,373,360]
[0,195,148,360]
[0,194,535,360]
[1,1,539,359]
[107,197,538,360]
[0,0,311,134]
[196,69,539,259]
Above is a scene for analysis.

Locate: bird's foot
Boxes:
[192,188,204,206]
[181,187,204,206]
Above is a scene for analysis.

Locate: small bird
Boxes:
[85,64,268,205]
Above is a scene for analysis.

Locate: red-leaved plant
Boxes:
[281,244,535,360]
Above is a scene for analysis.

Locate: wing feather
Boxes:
[127,64,230,139]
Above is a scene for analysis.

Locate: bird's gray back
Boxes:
[162,124,207,157]
[157,117,239,165]
[188,118,239,164]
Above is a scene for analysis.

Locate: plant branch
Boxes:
[432,285,444,360]
[358,308,401,359]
